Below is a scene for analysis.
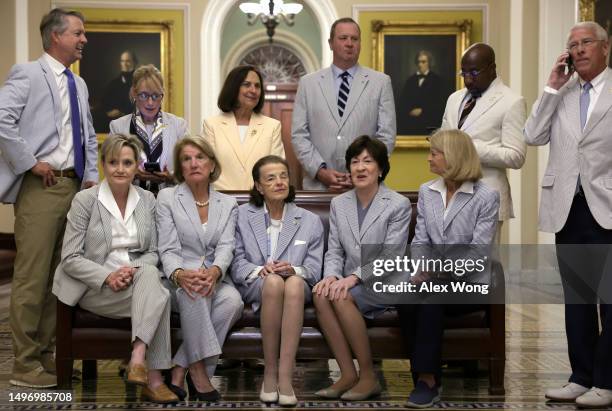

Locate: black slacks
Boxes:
[555,193,612,389]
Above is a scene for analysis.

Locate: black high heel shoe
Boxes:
[163,369,187,401]
[186,371,221,402]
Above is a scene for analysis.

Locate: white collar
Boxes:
[43,52,68,77]
[332,64,358,79]
[579,68,607,92]
[428,178,474,195]
[263,202,287,222]
[98,180,141,223]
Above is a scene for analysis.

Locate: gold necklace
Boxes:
[195,199,210,208]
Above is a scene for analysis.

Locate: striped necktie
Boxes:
[458,95,477,129]
[338,71,350,117]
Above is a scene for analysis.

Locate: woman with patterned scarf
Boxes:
[110,64,188,194]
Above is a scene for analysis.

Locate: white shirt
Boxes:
[238,125,248,144]
[428,178,475,220]
[98,180,140,272]
[39,53,75,170]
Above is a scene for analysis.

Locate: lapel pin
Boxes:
[251,129,257,136]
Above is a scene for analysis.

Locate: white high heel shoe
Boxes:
[278,388,298,407]
[259,383,278,403]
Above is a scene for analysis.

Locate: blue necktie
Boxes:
[576,82,593,194]
[580,82,592,131]
[338,71,350,117]
[63,68,84,180]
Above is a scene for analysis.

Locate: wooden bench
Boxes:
[56,191,505,394]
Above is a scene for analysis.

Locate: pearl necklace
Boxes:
[195,199,210,208]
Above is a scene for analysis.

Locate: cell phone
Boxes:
[144,162,161,172]
[565,52,574,74]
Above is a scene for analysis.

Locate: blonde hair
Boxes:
[429,129,482,183]
[172,135,221,183]
[131,64,164,95]
[100,133,143,164]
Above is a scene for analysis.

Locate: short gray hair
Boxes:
[567,21,609,45]
[40,8,85,51]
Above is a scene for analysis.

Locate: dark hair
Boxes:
[217,65,265,113]
[345,135,390,183]
[249,155,296,207]
[329,17,361,40]
[40,8,85,51]
[121,50,139,66]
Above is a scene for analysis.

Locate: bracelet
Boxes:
[171,268,184,287]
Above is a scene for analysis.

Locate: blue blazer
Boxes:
[156,183,237,282]
[323,184,412,279]
[231,202,324,288]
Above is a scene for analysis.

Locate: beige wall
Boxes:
[0,0,561,243]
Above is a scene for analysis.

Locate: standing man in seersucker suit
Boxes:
[291,17,396,192]
[525,21,612,409]
[0,8,99,388]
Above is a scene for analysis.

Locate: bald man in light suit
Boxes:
[0,9,98,388]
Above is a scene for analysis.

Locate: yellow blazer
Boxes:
[203,112,284,190]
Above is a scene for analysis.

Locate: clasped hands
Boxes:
[315,167,353,193]
[105,266,137,292]
[177,266,221,298]
[313,274,359,301]
[259,261,296,278]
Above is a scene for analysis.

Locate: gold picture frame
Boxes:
[372,20,472,148]
[70,20,174,141]
[579,0,595,21]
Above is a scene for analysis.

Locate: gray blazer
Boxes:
[524,68,612,232]
[231,202,324,288]
[291,64,397,190]
[412,179,499,246]
[0,57,99,203]
[52,185,158,306]
[324,184,411,279]
[156,183,238,281]
[109,111,188,173]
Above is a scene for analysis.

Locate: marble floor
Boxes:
[0,281,589,410]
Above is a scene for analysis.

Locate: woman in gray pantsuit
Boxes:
[52,134,177,403]
[231,155,324,406]
[156,135,243,402]
[313,136,411,401]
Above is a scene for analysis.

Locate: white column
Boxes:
[16,0,28,63]
[536,0,577,244]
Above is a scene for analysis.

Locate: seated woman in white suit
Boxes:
[202,65,284,190]
[109,64,188,194]
[156,135,243,402]
[401,129,499,408]
[313,136,412,401]
[52,134,177,403]
[231,155,324,406]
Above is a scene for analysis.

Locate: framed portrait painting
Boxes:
[372,20,472,148]
[70,22,173,136]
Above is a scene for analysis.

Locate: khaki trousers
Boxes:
[10,172,79,373]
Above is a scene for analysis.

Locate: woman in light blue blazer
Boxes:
[313,136,412,401]
[109,64,188,194]
[156,135,243,402]
[53,134,177,403]
[231,155,324,406]
[401,129,499,408]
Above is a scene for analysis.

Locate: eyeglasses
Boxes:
[458,63,493,78]
[567,38,602,52]
[136,92,163,102]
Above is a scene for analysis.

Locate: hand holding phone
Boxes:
[144,162,161,173]
[565,52,574,75]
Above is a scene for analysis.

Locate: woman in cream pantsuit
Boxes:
[156,135,243,402]
[313,136,411,401]
[203,65,284,190]
[52,134,177,403]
